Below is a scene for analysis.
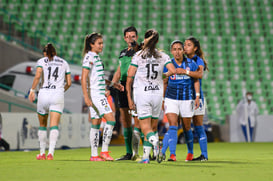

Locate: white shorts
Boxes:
[89,94,112,119]
[164,98,194,118]
[194,99,205,116]
[37,89,64,115]
[135,94,162,120]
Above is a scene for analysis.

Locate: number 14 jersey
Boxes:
[37,56,71,91]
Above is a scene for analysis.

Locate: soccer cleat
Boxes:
[47,154,54,160]
[149,154,156,161]
[167,154,176,161]
[156,141,164,163]
[115,153,132,161]
[36,154,46,160]
[90,156,105,161]
[131,154,142,161]
[185,153,193,162]
[138,159,150,164]
[192,155,208,161]
[100,151,114,161]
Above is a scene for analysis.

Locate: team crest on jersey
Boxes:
[44,59,48,63]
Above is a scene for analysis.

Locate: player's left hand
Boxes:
[113,83,124,91]
[194,98,200,110]
[176,68,186,75]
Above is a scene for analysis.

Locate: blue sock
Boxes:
[162,132,169,155]
[241,125,248,141]
[184,130,193,154]
[195,125,208,159]
[168,126,178,156]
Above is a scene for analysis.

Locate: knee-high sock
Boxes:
[162,131,169,155]
[146,132,158,147]
[195,125,208,158]
[153,131,159,156]
[132,127,141,155]
[38,127,47,155]
[143,141,152,160]
[101,121,115,152]
[168,126,178,156]
[90,125,100,157]
[48,126,59,156]
[123,127,133,154]
[184,130,194,154]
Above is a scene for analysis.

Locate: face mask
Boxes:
[247,95,252,100]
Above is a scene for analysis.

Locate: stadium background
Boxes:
[0,0,273,124]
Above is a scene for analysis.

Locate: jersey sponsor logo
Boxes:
[144,84,160,91]
[170,74,190,80]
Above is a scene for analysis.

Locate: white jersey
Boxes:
[131,50,172,96]
[82,51,105,95]
[37,56,70,91]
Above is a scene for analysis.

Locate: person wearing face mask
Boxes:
[236,92,259,142]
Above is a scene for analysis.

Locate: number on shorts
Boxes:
[100,98,108,106]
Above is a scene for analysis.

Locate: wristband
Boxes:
[30,88,35,93]
[196,93,200,97]
[186,70,190,75]
[109,82,114,87]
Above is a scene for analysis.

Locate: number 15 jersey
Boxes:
[37,56,71,91]
[131,50,172,96]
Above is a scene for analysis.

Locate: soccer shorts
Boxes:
[37,89,64,115]
[194,99,205,116]
[164,98,194,118]
[135,94,162,120]
[89,93,112,119]
[118,81,129,108]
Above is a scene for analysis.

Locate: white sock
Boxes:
[143,146,152,160]
[90,128,100,157]
[132,129,141,156]
[154,132,159,156]
[38,129,47,155]
[148,135,158,147]
[48,129,59,156]
[101,123,114,152]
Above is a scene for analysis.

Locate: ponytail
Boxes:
[186,36,209,71]
[45,43,56,60]
[82,32,103,57]
[140,29,160,59]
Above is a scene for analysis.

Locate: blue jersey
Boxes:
[190,55,205,100]
[164,58,198,100]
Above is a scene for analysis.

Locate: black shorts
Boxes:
[118,81,129,108]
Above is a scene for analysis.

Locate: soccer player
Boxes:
[28,43,71,160]
[112,26,142,161]
[177,36,209,161]
[126,29,176,163]
[159,40,200,162]
[81,33,123,161]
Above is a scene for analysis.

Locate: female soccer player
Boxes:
[81,33,123,161]
[29,43,71,160]
[159,40,200,162]
[177,36,209,161]
[126,29,176,163]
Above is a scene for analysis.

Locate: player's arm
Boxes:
[81,68,92,107]
[28,67,42,102]
[162,77,169,110]
[176,65,204,79]
[105,79,124,91]
[64,73,71,92]
[112,65,121,83]
[126,65,137,110]
[194,78,200,109]
[164,62,176,77]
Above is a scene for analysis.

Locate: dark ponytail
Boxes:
[82,32,103,57]
[45,43,56,60]
[140,29,160,59]
[186,36,209,71]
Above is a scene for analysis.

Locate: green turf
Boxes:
[1,142,273,181]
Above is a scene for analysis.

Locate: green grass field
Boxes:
[1,142,273,181]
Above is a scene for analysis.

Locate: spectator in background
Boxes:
[236,92,259,142]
